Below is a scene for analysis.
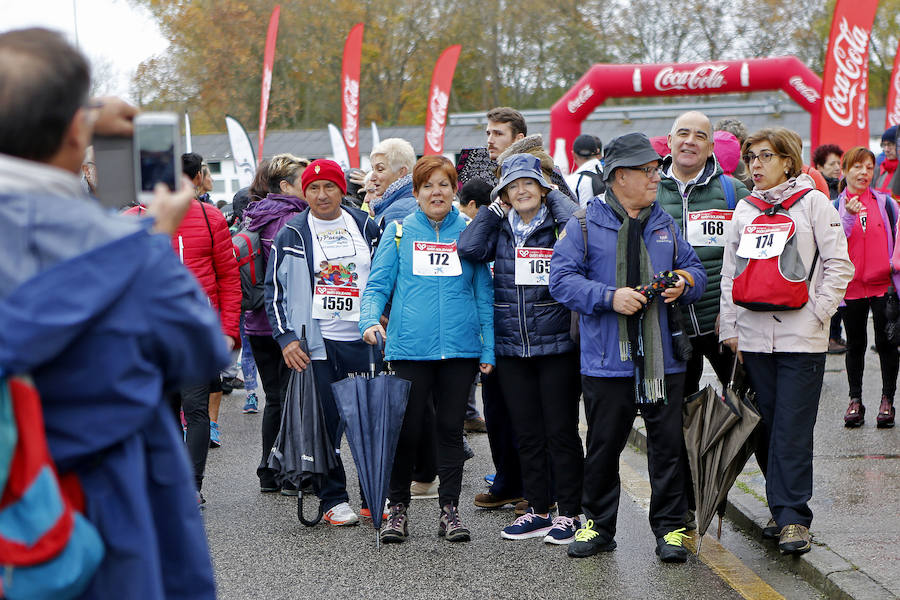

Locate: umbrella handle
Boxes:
[369,331,385,378]
[297,491,323,527]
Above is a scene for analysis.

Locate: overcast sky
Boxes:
[3,0,168,100]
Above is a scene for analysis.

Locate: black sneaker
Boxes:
[656,528,689,563]
[567,519,617,558]
[438,503,471,542]
[762,517,780,540]
[380,503,409,544]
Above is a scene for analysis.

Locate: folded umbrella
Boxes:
[682,357,760,552]
[331,333,410,548]
[267,326,339,526]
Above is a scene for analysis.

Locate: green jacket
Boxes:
[656,155,750,337]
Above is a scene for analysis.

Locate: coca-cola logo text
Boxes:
[654,65,727,92]
[342,75,359,148]
[425,87,449,152]
[788,76,821,104]
[823,18,869,128]
[567,84,594,113]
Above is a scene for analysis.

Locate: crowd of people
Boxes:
[3,25,899,599]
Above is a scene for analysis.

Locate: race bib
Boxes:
[514,247,552,285]
[859,207,867,232]
[311,285,360,321]
[686,209,732,247]
[736,223,792,259]
[412,241,462,276]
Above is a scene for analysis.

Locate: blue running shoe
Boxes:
[209,421,222,448]
[484,473,495,486]
[242,392,259,414]
[544,515,581,545]
[500,509,554,540]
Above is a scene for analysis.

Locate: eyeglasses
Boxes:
[623,165,661,178]
[742,151,782,164]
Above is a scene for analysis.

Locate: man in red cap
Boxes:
[265,159,382,525]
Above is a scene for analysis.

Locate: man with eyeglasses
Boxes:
[656,111,750,398]
[874,125,897,193]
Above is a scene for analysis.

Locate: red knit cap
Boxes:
[301,159,347,195]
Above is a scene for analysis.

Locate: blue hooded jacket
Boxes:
[549,196,706,378]
[360,207,495,365]
[0,203,226,599]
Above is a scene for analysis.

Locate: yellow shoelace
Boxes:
[574,520,599,542]
[784,524,802,539]
[663,527,688,547]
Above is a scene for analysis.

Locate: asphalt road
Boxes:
[202,384,823,600]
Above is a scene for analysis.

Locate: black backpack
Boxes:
[232,226,266,311]
[577,169,606,197]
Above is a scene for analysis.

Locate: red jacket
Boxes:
[123,201,241,344]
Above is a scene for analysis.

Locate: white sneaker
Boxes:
[410,478,439,499]
[323,502,359,526]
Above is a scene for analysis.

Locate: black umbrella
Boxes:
[682,358,761,552]
[331,333,410,548]
[267,326,339,526]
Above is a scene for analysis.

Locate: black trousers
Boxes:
[390,359,477,507]
[684,332,735,396]
[168,381,213,491]
[481,368,523,498]
[843,295,899,401]
[411,395,438,483]
[582,374,687,539]
[248,334,292,485]
[742,352,824,529]
[497,353,582,516]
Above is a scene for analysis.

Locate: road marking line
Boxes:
[619,458,785,600]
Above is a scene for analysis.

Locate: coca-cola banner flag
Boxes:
[817,0,878,149]
[225,115,257,188]
[550,57,822,167]
[258,5,281,162]
[886,42,900,128]
[424,45,461,156]
[341,23,364,169]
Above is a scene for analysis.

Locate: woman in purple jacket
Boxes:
[241,154,310,493]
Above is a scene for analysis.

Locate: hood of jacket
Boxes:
[373,174,414,215]
[244,194,309,232]
[751,173,816,206]
[496,134,546,167]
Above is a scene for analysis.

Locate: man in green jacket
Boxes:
[656,111,750,395]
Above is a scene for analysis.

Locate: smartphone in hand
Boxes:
[134,112,182,206]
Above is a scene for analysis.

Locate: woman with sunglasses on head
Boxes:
[836,146,900,429]
[719,128,853,555]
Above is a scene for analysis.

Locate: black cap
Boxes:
[573,134,602,157]
[602,133,662,182]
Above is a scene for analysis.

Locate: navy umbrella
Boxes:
[331,333,410,548]
[268,326,339,526]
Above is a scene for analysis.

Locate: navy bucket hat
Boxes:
[491,153,552,201]
[602,133,662,182]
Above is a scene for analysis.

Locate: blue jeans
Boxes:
[239,315,258,392]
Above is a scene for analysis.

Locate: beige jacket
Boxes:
[719,174,854,353]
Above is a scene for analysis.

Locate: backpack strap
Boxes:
[884,194,897,243]
[394,222,403,250]
[719,173,736,210]
[199,201,214,244]
[573,207,588,262]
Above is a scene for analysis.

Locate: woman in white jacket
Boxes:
[719,127,853,556]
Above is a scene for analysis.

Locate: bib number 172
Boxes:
[429,253,450,265]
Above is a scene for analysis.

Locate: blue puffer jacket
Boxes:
[459,190,577,357]
[549,196,706,378]
[359,206,495,365]
[373,175,418,229]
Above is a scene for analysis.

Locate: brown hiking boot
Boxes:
[464,417,487,433]
[473,492,523,509]
[877,396,895,428]
[843,399,865,427]
[827,338,847,354]
[514,500,557,516]
[438,503,470,542]
[778,524,811,554]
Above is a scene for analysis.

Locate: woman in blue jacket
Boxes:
[360,155,494,544]
[458,153,584,545]
[549,133,706,564]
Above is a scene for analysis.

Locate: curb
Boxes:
[627,422,894,600]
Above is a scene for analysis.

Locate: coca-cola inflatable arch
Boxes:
[550,57,823,168]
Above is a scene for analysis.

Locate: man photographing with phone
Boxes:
[0,27,222,599]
